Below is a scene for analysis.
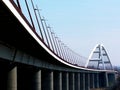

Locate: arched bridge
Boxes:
[0,0,116,90]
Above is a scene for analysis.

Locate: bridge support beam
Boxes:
[99,72,109,88]
[105,72,109,87]
[34,70,41,90]
[42,70,54,90]
[94,73,99,88]
[62,72,69,90]
[80,73,85,90]
[7,66,17,90]
[17,66,40,90]
[85,73,90,90]
[75,73,80,90]
[103,72,116,87]
[69,73,75,90]
[88,73,90,90]
[90,73,95,89]
[54,71,62,90]
[92,73,95,88]
[97,73,99,88]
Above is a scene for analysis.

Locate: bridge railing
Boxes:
[9,0,87,67]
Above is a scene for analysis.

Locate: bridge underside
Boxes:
[0,1,48,58]
[0,58,116,90]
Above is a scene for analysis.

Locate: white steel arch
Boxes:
[85,44,113,70]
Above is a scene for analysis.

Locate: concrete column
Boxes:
[80,73,85,90]
[83,73,85,90]
[50,71,54,90]
[7,66,17,90]
[42,70,54,90]
[69,73,75,90]
[99,72,109,88]
[59,72,62,90]
[94,73,99,88]
[105,72,109,87]
[96,73,99,88]
[62,72,69,90]
[34,70,41,90]
[90,74,93,89]
[80,73,83,90]
[92,74,95,88]
[18,66,39,90]
[91,73,95,88]
[85,73,90,90]
[99,72,105,88]
[66,72,69,90]
[88,73,90,90]
[75,73,80,90]
[54,71,62,90]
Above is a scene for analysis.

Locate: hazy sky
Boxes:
[34,0,120,66]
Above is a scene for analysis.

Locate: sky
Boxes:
[22,0,120,66]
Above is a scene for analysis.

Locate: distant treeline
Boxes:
[106,74,120,90]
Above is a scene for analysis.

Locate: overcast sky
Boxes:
[33,0,120,66]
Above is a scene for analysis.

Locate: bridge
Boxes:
[0,0,116,90]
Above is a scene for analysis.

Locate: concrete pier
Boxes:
[7,66,17,90]
[62,72,69,90]
[75,73,80,90]
[34,70,41,90]
[42,70,54,90]
[54,71,62,90]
